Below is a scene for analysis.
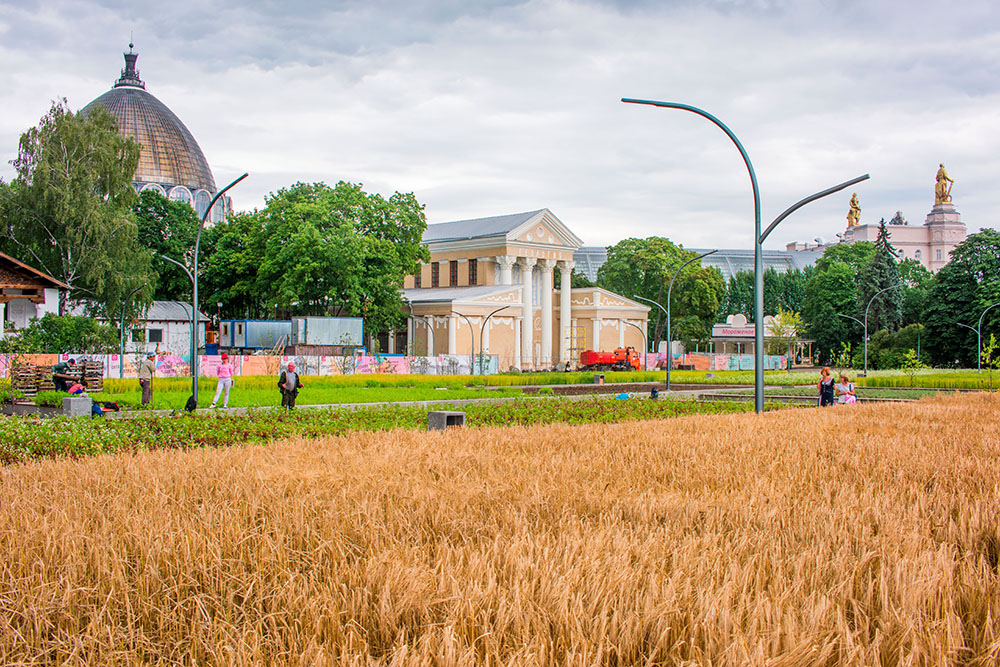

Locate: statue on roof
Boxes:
[889,211,906,226]
[935,163,954,204]
[846,192,861,227]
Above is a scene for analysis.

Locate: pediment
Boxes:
[509,210,583,249]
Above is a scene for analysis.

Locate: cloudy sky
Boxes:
[1,0,997,249]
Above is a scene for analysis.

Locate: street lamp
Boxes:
[621,320,648,370]
[191,173,248,404]
[480,305,513,374]
[632,295,668,381]
[119,284,146,379]
[956,301,1000,372]
[407,304,434,359]
[622,96,869,412]
[158,254,197,386]
[666,250,717,391]
[453,312,476,372]
[863,284,903,376]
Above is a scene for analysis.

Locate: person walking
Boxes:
[210,353,235,409]
[818,366,835,407]
[835,372,857,404]
[138,353,156,407]
[278,362,302,410]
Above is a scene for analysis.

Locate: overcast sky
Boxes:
[1,0,997,249]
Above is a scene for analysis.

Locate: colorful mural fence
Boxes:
[1,352,790,380]
[0,353,500,379]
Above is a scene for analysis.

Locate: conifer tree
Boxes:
[856,218,903,333]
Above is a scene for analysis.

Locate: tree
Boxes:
[597,237,724,352]
[0,313,118,354]
[134,189,202,301]
[923,229,1000,367]
[765,307,803,365]
[219,182,430,332]
[898,258,932,326]
[856,219,903,334]
[803,260,859,364]
[0,100,153,317]
[815,241,875,275]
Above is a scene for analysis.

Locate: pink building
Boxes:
[838,202,966,272]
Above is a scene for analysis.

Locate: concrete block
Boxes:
[62,396,92,418]
[593,373,605,385]
[428,410,466,431]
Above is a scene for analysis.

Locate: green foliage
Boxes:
[815,241,875,274]
[597,237,723,350]
[856,219,903,333]
[201,182,429,329]
[32,391,70,407]
[0,100,153,317]
[803,261,859,364]
[765,307,802,360]
[0,313,119,354]
[900,349,929,387]
[0,398,761,464]
[924,229,1000,367]
[134,189,201,301]
[982,334,1000,391]
[0,383,25,403]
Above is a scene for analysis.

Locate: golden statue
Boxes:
[846,192,861,226]
[935,163,954,204]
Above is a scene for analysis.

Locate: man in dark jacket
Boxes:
[278,362,303,409]
[51,358,78,392]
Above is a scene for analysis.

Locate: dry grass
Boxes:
[1,393,999,665]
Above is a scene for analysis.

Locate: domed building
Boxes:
[82,44,230,222]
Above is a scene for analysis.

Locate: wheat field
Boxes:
[1,393,999,665]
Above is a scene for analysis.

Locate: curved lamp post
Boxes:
[191,173,248,403]
[666,250,717,391]
[622,97,869,412]
[407,304,434,359]
[620,320,648,370]
[957,301,1000,371]
[480,305,513,374]
[862,284,903,377]
[119,284,147,378]
[453,312,476,372]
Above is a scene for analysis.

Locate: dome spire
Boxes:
[114,40,145,90]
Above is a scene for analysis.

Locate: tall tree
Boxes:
[923,229,1000,366]
[803,260,860,364]
[0,100,152,317]
[856,219,903,334]
[201,211,268,318]
[597,237,723,351]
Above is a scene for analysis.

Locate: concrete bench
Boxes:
[427,411,466,431]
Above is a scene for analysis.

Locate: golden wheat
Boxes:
[1,393,998,665]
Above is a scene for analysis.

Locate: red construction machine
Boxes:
[578,347,642,372]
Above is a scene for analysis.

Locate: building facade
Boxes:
[0,252,68,334]
[401,209,649,370]
[81,44,231,222]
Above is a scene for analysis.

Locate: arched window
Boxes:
[168,186,192,206]
[141,182,167,197]
[914,249,921,260]
[194,190,211,219]
[210,199,226,223]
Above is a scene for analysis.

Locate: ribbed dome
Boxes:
[81,48,217,194]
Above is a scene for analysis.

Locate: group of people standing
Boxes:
[817,367,856,406]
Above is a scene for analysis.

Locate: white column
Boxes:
[514,317,522,369]
[482,318,491,357]
[497,255,516,286]
[559,260,574,363]
[618,319,625,347]
[538,259,556,367]
[406,318,414,355]
[447,315,457,355]
[592,318,601,351]
[519,257,536,369]
[0,302,5,339]
[387,330,395,354]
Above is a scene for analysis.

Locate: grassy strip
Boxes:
[760,386,952,399]
[0,398,760,464]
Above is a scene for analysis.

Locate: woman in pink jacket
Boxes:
[210,353,235,409]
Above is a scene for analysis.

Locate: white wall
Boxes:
[138,320,206,356]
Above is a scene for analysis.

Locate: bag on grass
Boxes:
[184,395,198,412]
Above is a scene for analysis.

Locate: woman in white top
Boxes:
[835,373,856,404]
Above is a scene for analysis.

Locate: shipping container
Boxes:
[291,317,363,346]
[220,320,292,350]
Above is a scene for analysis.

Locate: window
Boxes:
[148,328,163,344]
[936,249,942,261]
[414,268,422,288]
[914,249,921,260]
[221,323,230,337]
[450,260,458,286]
[431,263,440,288]
[130,328,145,343]
[236,323,244,336]
[468,259,478,286]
